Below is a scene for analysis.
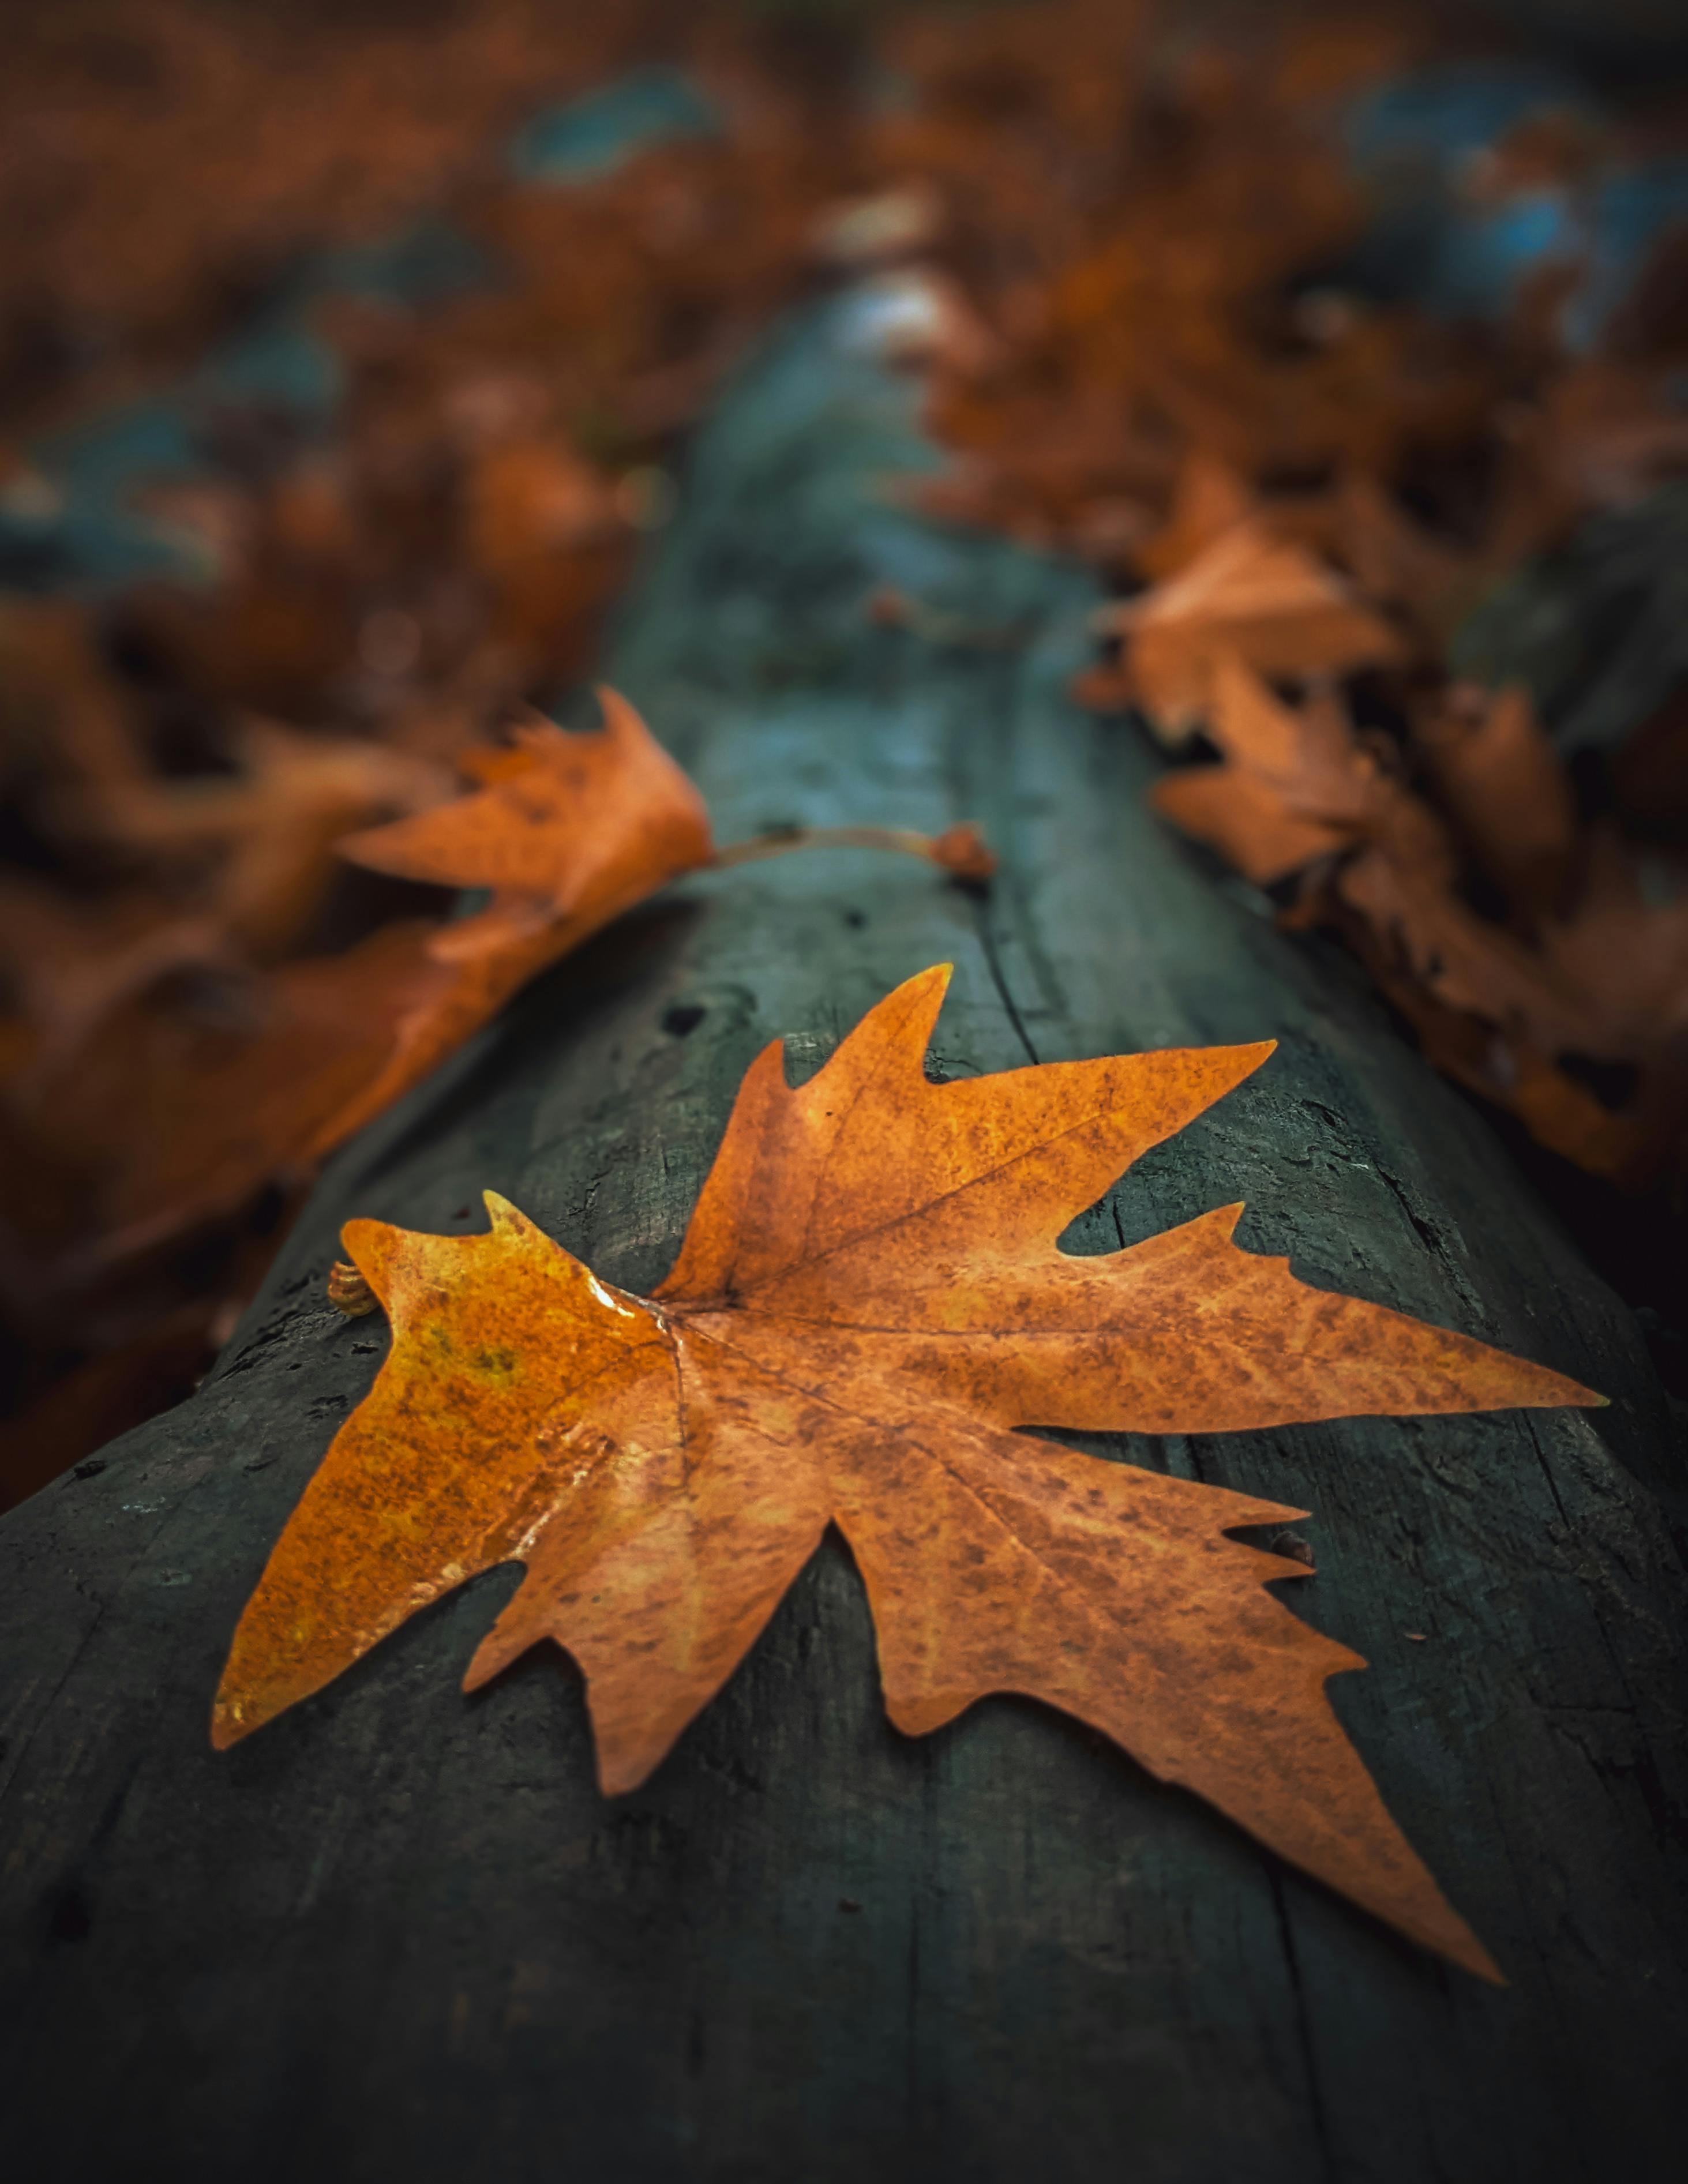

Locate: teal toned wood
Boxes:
[2,297,1684,2182]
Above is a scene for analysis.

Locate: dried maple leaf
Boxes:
[1146,650,1688,1184]
[70,721,453,957]
[1134,451,1256,582]
[51,921,452,1264]
[337,686,713,960]
[1333,810,1688,1094]
[316,690,996,1159]
[1334,940,1648,1186]
[1415,684,1576,922]
[216,966,1599,1980]
[1150,652,1389,886]
[1150,664,1614,1128]
[1534,831,1688,1064]
[1104,521,1406,741]
[1123,461,1472,661]
[306,687,715,1156]
[1326,472,1478,644]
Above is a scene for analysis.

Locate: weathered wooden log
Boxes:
[3,297,1685,2183]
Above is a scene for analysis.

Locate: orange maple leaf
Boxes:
[1134,450,1256,582]
[1103,520,1405,741]
[1150,651,1390,885]
[303,687,715,1157]
[336,685,714,962]
[215,967,1599,1980]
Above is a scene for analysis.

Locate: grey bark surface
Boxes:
[2,295,1685,2184]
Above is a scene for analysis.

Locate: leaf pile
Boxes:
[0,675,723,1504]
[217,966,1598,1978]
[0,3,937,1502]
[3,0,1686,1491]
[872,2,1688,1189]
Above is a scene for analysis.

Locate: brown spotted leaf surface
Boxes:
[216,966,1600,1981]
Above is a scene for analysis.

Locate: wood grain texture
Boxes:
[2,294,1685,2184]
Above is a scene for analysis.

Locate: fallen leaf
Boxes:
[216,965,1599,1979]
[337,685,713,960]
[307,687,715,1155]
[1146,661,1671,1173]
[1415,684,1576,921]
[69,721,453,957]
[61,921,452,1261]
[1328,472,1478,641]
[1151,653,1385,885]
[1135,451,1256,581]
[1335,817,1688,1083]
[1106,521,1405,740]
[1535,830,1688,1062]
[1334,840,1570,1047]
[1338,938,1648,1183]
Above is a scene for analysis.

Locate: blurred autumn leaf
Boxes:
[3,0,1687,1500]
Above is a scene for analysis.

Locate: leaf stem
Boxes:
[710,821,995,880]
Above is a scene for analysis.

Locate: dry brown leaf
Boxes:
[1340,823,1688,1082]
[1135,451,1256,581]
[1331,918,1652,1184]
[1327,472,1479,641]
[69,722,453,956]
[1536,832,1688,1064]
[307,688,715,1155]
[60,921,452,1262]
[1151,653,1386,885]
[339,688,712,952]
[217,966,1600,1981]
[0,883,235,1082]
[1107,523,1405,741]
[1143,662,1675,1180]
[1416,684,1577,921]
[1335,843,1570,1041]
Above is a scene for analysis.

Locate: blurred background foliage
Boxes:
[2,0,1686,1506]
